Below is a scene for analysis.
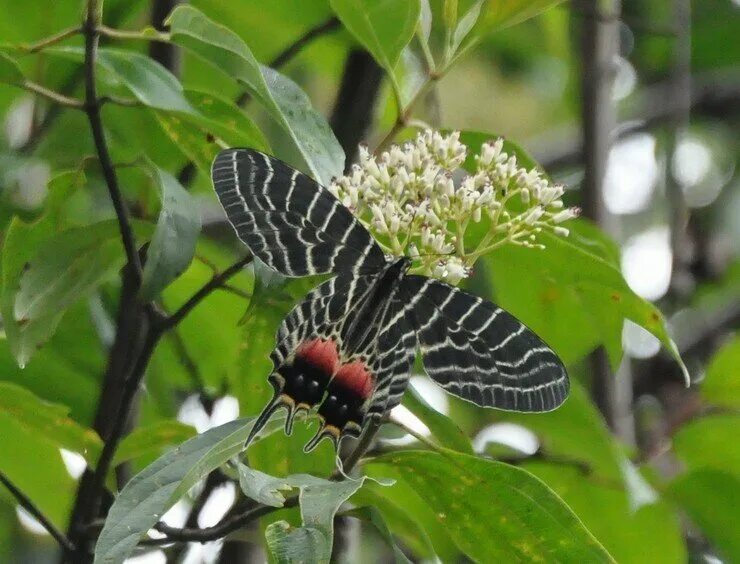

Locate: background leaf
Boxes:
[370,449,614,562]
[667,469,740,562]
[138,166,201,300]
[167,5,344,186]
[0,382,101,464]
[700,336,740,408]
[330,0,420,75]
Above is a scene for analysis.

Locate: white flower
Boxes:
[329,129,579,284]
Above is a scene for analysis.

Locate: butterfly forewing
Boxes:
[401,276,568,412]
[211,148,386,276]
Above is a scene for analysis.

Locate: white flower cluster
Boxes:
[329,130,579,284]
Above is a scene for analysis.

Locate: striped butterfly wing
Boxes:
[402,276,568,412]
[245,271,415,452]
[211,148,386,276]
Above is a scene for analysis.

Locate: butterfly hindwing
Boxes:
[211,148,386,277]
[402,275,568,412]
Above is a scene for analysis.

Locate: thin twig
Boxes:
[98,25,169,42]
[19,26,82,53]
[20,80,85,108]
[164,255,253,330]
[153,500,297,543]
[374,75,439,152]
[98,94,141,107]
[387,416,442,451]
[83,4,143,281]
[0,471,75,554]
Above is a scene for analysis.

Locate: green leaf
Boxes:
[139,166,201,300]
[166,5,344,186]
[456,0,566,58]
[112,420,196,466]
[667,469,740,562]
[353,478,452,560]
[489,226,687,376]
[492,382,686,562]
[155,89,269,175]
[369,450,614,562]
[401,385,473,454]
[237,464,293,507]
[522,461,686,564]
[0,51,23,84]
[330,0,420,72]
[14,221,133,324]
[94,417,281,564]
[152,241,251,397]
[345,506,413,564]
[49,46,195,114]
[701,336,740,408]
[672,414,740,479]
[0,382,101,462]
[0,410,76,528]
[260,473,371,563]
[1,171,83,366]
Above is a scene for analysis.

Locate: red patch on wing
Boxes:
[334,361,374,400]
[296,338,339,375]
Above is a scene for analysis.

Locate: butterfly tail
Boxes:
[243,393,286,449]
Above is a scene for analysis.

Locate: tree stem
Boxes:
[0,472,75,554]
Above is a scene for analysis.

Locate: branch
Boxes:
[83,3,143,282]
[153,499,297,543]
[163,255,253,330]
[18,26,81,53]
[19,80,85,109]
[330,49,384,169]
[0,471,75,554]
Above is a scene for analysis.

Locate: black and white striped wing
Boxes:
[368,299,417,418]
[402,276,568,412]
[211,148,386,276]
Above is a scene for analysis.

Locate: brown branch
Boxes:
[330,49,384,169]
[577,0,622,433]
[163,255,253,330]
[82,3,142,281]
[0,471,75,554]
[152,500,296,544]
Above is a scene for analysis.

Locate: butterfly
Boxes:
[211,148,569,452]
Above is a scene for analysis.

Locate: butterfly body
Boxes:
[211,148,569,452]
